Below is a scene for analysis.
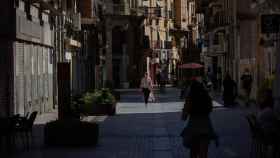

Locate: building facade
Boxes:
[0,0,56,116]
[101,0,146,88]
[141,0,178,83]
[172,0,205,81]
[201,0,259,96]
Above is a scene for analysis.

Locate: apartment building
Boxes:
[173,0,204,69]
[101,0,146,88]
[201,0,260,97]
[141,0,178,83]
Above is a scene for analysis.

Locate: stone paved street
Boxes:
[7,87,255,158]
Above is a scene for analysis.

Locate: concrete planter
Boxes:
[81,102,116,116]
[44,120,99,147]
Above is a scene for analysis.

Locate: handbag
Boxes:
[180,119,192,148]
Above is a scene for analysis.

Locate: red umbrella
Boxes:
[178,63,204,69]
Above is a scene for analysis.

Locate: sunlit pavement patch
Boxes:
[117,101,224,114]
[81,116,108,122]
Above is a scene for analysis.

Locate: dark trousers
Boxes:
[142,88,150,104]
[223,92,236,106]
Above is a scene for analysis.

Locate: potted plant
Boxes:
[45,94,100,147]
[81,89,116,116]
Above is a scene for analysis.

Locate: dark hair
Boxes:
[188,81,213,115]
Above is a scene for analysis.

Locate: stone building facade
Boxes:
[200,0,280,99]
[0,0,55,116]
[100,0,146,88]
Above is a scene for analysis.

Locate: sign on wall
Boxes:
[261,14,280,33]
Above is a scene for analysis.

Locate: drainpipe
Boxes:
[275,32,280,119]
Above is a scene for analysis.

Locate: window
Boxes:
[164,20,168,27]
[144,7,149,16]
[170,3,174,18]
[38,6,45,26]
[67,0,73,10]
[24,0,32,20]
[155,7,161,17]
[149,19,153,25]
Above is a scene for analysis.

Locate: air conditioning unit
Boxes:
[73,13,81,31]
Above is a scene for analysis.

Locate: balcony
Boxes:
[196,0,210,13]
[104,4,144,16]
[205,11,231,32]
[164,41,172,49]
[152,40,161,49]
[207,33,227,56]
[139,6,162,18]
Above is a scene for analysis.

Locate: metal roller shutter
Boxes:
[32,45,38,111]
[38,46,44,113]
[43,47,48,112]
[24,44,32,114]
[15,42,25,115]
[14,42,55,114]
[48,49,53,110]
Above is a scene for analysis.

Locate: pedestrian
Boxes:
[256,89,278,144]
[181,80,218,158]
[202,75,212,92]
[180,78,191,99]
[223,73,237,107]
[149,90,156,102]
[241,68,253,106]
[156,69,161,87]
[140,72,153,107]
[160,71,166,93]
[217,67,222,92]
[206,67,213,86]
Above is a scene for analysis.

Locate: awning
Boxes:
[178,63,204,69]
[65,38,81,48]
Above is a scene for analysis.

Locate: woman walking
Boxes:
[181,80,218,158]
[140,72,153,107]
[223,73,237,107]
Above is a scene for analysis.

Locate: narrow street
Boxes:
[1,1,279,158]
[10,87,254,158]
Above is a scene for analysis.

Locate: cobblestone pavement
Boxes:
[6,87,254,158]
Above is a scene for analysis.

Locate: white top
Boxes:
[140,77,153,90]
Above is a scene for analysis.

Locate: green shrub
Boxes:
[81,88,116,110]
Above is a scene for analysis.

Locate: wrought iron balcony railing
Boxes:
[104,4,144,16]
